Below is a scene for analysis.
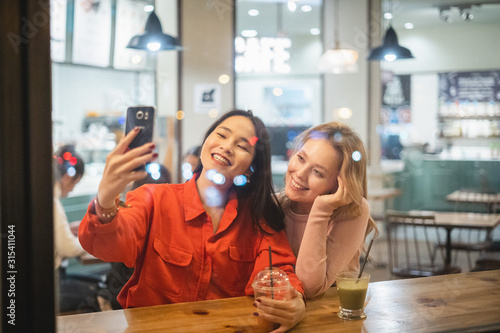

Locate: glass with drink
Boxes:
[336,271,370,320]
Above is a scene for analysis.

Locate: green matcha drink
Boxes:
[337,280,368,310]
[335,271,370,320]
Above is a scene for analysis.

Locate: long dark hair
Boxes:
[53,145,85,181]
[194,110,284,233]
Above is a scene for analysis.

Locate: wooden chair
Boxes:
[436,228,492,270]
[472,251,500,272]
[386,210,461,278]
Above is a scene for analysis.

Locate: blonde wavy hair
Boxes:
[279,122,378,243]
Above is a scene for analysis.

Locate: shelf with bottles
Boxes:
[439,118,500,139]
[438,100,500,119]
[438,115,500,120]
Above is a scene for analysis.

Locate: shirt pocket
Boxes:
[146,236,193,297]
[221,245,256,291]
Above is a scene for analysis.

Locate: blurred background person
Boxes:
[53,145,101,313]
[181,145,201,181]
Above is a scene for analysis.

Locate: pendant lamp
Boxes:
[318,0,359,74]
[367,25,414,61]
[368,0,414,62]
[127,11,181,51]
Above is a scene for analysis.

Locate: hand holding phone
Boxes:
[125,106,156,150]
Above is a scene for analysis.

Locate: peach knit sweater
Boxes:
[284,197,370,299]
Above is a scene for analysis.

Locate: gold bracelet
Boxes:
[95,197,120,219]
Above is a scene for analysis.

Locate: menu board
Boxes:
[50,0,67,62]
[72,0,112,67]
[113,0,151,70]
[439,71,500,117]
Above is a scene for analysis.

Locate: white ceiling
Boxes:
[236,0,500,37]
[389,0,500,29]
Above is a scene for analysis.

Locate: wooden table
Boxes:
[367,187,402,201]
[409,211,500,266]
[446,190,500,213]
[367,188,402,221]
[57,270,500,332]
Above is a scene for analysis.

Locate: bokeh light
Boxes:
[183,169,194,180]
[336,107,353,120]
[176,110,185,120]
[310,130,327,141]
[273,87,283,96]
[204,186,223,207]
[218,74,230,84]
[352,151,362,161]
[131,55,142,64]
[206,169,217,181]
[209,109,219,118]
[334,132,343,142]
[67,167,76,177]
[146,163,160,174]
[212,173,226,185]
[233,175,247,186]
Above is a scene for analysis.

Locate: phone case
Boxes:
[125,106,155,150]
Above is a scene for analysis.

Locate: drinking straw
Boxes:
[268,246,274,299]
[358,236,374,279]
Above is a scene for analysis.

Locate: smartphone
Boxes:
[125,106,156,150]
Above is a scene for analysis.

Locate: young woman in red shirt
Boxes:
[79,110,305,332]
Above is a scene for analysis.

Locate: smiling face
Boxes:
[285,138,342,213]
[199,115,257,187]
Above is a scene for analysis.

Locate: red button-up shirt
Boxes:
[79,177,304,308]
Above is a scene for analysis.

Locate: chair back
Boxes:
[386,210,461,278]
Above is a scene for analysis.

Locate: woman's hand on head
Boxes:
[253,289,306,333]
[318,176,352,210]
[97,128,157,207]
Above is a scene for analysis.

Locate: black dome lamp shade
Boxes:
[126,11,181,51]
[367,26,414,61]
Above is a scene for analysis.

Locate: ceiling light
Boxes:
[310,28,320,36]
[127,11,181,51]
[144,5,154,13]
[384,12,393,20]
[318,0,359,74]
[404,22,414,29]
[288,1,297,12]
[368,26,414,61]
[241,29,258,37]
[461,9,474,20]
[248,9,259,16]
[301,5,312,12]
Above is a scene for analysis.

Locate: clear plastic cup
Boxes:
[252,267,293,332]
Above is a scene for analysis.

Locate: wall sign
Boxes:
[72,0,112,67]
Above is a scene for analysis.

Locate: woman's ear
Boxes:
[244,166,254,178]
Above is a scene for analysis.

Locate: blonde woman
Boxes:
[279,122,377,299]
